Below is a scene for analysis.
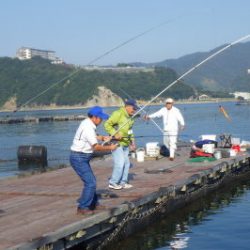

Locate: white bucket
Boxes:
[131,152,136,159]
[229,149,237,157]
[202,144,215,154]
[136,148,145,162]
[214,151,222,160]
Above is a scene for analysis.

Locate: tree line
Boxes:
[0,56,224,108]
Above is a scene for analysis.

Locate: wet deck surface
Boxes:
[0,146,249,249]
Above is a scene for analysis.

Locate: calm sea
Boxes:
[111,178,250,250]
[1,101,250,249]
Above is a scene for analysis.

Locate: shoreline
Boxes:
[0,98,236,113]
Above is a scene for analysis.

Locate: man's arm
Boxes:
[144,108,164,120]
[177,110,185,129]
[93,143,118,151]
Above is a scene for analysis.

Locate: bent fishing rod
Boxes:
[119,87,164,133]
[104,34,250,142]
[14,18,182,113]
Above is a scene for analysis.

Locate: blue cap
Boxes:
[88,106,109,120]
[125,99,139,110]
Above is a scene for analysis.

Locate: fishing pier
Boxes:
[0,145,250,250]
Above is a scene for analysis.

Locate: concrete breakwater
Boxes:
[0,115,86,124]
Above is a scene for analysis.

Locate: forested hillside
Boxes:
[133,41,250,91]
[0,57,195,109]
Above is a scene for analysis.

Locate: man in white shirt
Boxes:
[70,106,117,215]
[145,98,185,161]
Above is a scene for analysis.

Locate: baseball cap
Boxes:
[125,99,139,110]
[165,98,174,103]
[88,106,109,120]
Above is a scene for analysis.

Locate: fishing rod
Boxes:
[114,134,189,139]
[118,87,164,133]
[105,34,250,141]
[14,17,182,113]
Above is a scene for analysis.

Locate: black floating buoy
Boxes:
[17,145,47,165]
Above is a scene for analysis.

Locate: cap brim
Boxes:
[133,105,139,110]
[99,113,109,120]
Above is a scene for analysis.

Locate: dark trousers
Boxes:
[70,151,98,210]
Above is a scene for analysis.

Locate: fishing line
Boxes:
[104,34,250,142]
[16,70,79,111]
[14,16,184,112]
[87,17,184,65]
[118,87,164,133]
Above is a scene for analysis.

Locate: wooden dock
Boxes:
[0,145,250,250]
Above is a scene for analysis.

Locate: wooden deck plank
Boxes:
[0,146,249,249]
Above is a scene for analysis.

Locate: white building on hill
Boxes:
[233,92,250,100]
[16,47,64,64]
[198,94,210,101]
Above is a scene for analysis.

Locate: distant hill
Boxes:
[0,57,195,109]
[132,41,250,92]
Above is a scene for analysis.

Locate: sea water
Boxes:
[1,102,250,249]
[109,178,250,250]
[1,102,249,178]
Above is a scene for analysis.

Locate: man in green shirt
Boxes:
[104,99,138,190]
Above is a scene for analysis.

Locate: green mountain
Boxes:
[134,41,250,92]
[0,57,195,109]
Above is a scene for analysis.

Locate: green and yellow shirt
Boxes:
[104,107,135,146]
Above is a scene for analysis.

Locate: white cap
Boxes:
[165,98,174,103]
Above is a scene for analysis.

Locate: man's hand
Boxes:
[110,143,118,151]
[143,115,150,120]
[114,133,123,140]
[102,135,112,141]
[180,125,185,131]
[130,141,136,151]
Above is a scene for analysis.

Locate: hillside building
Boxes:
[233,91,250,100]
[198,94,210,101]
[16,47,64,64]
[82,65,154,73]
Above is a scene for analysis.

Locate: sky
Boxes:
[1,0,250,66]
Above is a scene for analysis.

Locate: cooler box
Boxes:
[146,142,160,157]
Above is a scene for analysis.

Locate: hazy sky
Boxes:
[1,0,250,65]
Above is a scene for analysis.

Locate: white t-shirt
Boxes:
[149,106,185,132]
[70,118,98,153]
